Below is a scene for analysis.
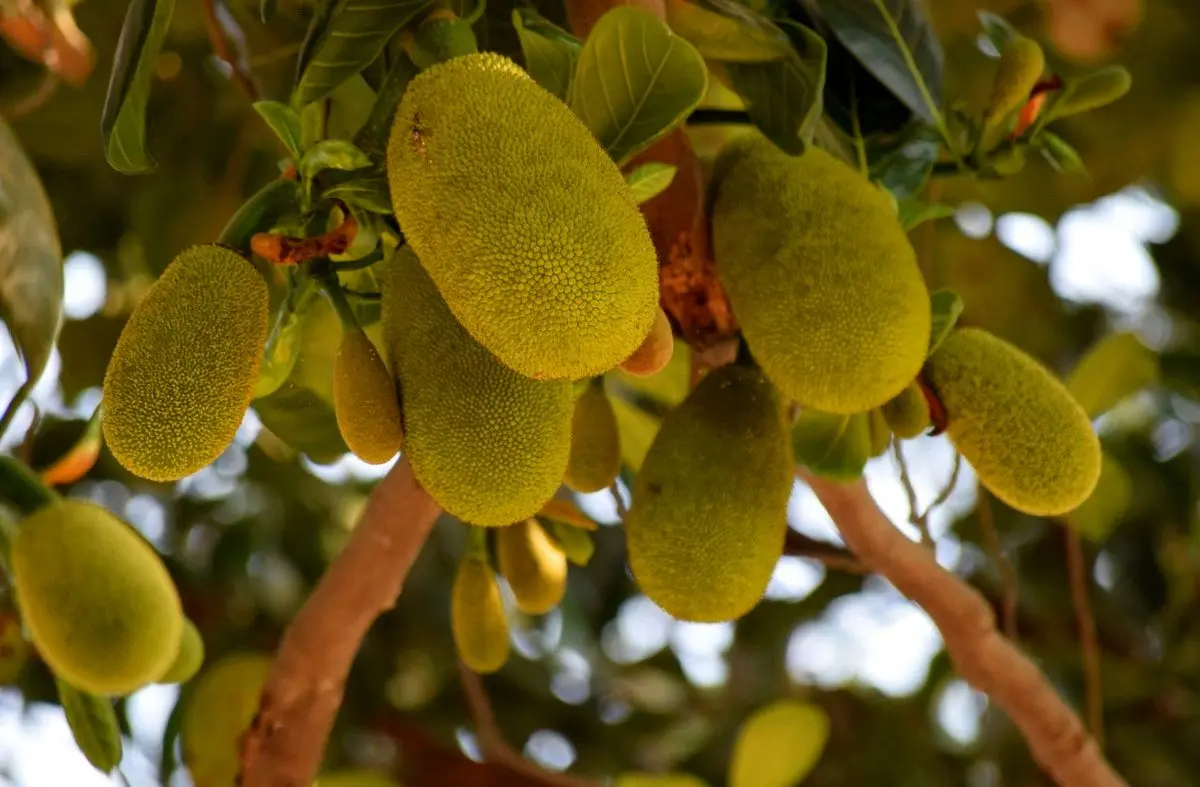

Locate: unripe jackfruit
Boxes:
[867,409,891,458]
[985,37,1045,125]
[564,380,620,493]
[924,328,1101,516]
[103,245,269,482]
[333,328,403,464]
[451,553,510,674]
[11,500,183,696]
[711,137,930,414]
[882,381,931,439]
[387,52,658,381]
[181,653,272,787]
[626,364,792,622]
[620,308,675,377]
[381,248,572,526]
[497,519,568,615]
[158,618,205,685]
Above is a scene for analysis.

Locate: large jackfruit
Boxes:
[496,519,568,615]
[924,328,1101,516]
[387,52,658,381]
[11,500,183,696]
[711,136,931,414]
[102,245,268,481]
[333,327,403,465]
[381,247,572,525]
[451,552,510,674]
[564,380,621,493]
[181,653,272,787]
[625,364,792,622]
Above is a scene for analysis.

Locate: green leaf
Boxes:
[101,0,176,174]
[512,8,581,100]
[792,410,871,481]
[1066,332,1159,419]
[354,53,418,158]
[897,196,955,230]
[1050,66,1132,120]
[869,123,939,200]
[1035,131,1088,176]
[976,10,1018,55]
[253,381,349,465]
[546,519,595,566]
[610,395,661,472]
[1066,451,1133,542]
[730,700,831,787]
[253,277,321,400]
[253,101,305,162]
[570,6,708,166]
[626,162,678,204]
[927,289,963,355]
[299,139,372,180]
[57,678,122,774]
[218,178,305,252]
[664,0,794,63]
[323,174,394,214]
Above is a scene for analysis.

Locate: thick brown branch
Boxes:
[239,458,440,787]
[782,529,867,573]
[799,470,1126,787]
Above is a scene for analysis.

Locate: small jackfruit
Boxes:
[11,500,183,696]
[881,381,931,439]
[729,700,830,787]
[985,37,1045,125]
[451,552,510,674]
[158,618,205,685]
[333,328,403,464]
[867,408,891,458]
[626,364,792,622]
[496,519,568,615]
[387,52,659,381]
[545,519,595,566]
[620,308,675,378]
[181,653,272,787]
[381,247,573,526]
[924,328,1101,516]
[102,245,269,482]
[711,136,931,414]
[564,380,621,493]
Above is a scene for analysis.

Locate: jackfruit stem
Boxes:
[318,272,363,333]
[465,525,490,561]
[0,456,59,516]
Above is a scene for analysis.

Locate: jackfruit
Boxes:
[333,327,403,464]
[451,552,510,674]
[158,618,205,685]
[11,500,183,696]
[985,37,1045,125]
[102,245,269,482]
[620,308,675,377]
[181,653,272,787]
[564,380,621,493]
[867,409,891,457]
[387,52,659,381]
[924,328,1101,516]
[625,364,792,622]
[381,247,573,526]
[496,519,568,615]
[545,518,595,566]
[711,136,930,414]
[729,700,830,787]
[882,381,931,439]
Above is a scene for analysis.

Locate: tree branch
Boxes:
[239,457,441,787]
[782,530,867,573]
[798,469,1127,787]
[1065,526,1105,751]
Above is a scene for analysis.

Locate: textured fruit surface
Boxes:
[387,52,658,380]
[11,500,182,696]
[985,37,1045,124]
[711,137,930,413]
[882,381,931,439]
[102,245,268,481]
[564,381,620,493]
[181,653,272,787]
[626,364,792,622]
[620,308,675,377]
[925,328,1101,516]
[158,617,205,684]
[451,554,510,674]
[497,519,568,615]
[381,248,572,525]
[729,700,830,787]
[333,328,403,464]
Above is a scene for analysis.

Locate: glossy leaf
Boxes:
[322,175,394,214]
[730,699,831,787]
[299,139,372,181]
[977,10,1018,55]
[928,289,963,355]
[610,395,661,472]
[512,7,580,100]
[218,178,305,252]
[664,0,793,63]
[869,123,940,200]
[898,197,955,230]
[1067,332,1159,418]
[1035,131,1088,176]
[253,101,305,162]
[792,409,871,481]
[626,162,678,204]
[101,0,176,173]
[1066,451,1133,543]
[57,678,122,774]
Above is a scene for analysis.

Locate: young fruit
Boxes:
[181,653,272,787]
[333,328,403,465]
[881,381,931,439]
[158,618,205,685]
[564,380,621,494]
[620,307,675,377]
[496,519,568,615]
[451,552,510,674]
[985,36,1046,126]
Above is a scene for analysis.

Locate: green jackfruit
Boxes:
[497,519,568,615]
[867,409,891,458]
[985,37,1045,125]
[381,247,573,526]
[924,328,1101,516]
[387,52,658,381]
[564,380,621,493]
[729,700,830,787]
[882,381,931,439]
[626,364,792,622]
[711,136,930,414]
[333,328,403,464]
[103,245,269,481]
[451,553,510,674]
[158,618,205,685]
[11,500,183,696]
[620,307,675,378]
[181,653,272,787]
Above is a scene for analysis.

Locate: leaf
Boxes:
[253,101,305,162]
[612,339,690,406]
[610,395,661,472]
[614,775,710,787]
[512,7,580,100]
[792,410,871,481]
[816,0,944,126]
[897,196,955,230]
[570,6,708,166]
[927,289,963,355]
[976,10,1018,55]
[354,53,418,158]
[218,178,305,252]
[1066,451,1133,543]
[322,174,394,214]
[253,381,348,464]
[1035,131,1088,176]
[101,0,175,173]
[253,277,321,400]
[545,519,595,566]
[868,123,940,200]
[298,139,372,181]
[664,0,794,63]
[538,497,599,531]
[729,700,831,787]
[56,678,122,774]
[1066,332,1159,419]
[626,162,678,204]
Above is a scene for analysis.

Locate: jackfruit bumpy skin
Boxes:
[333,328,403,464]
[381,247,573,525]
[625,364,792,622]
[564,381,621,493]
[451,554,510,674]
[881,381,931,439]
[102,245,268,481]
[924,328,1101,516]
[711,136,931,414]
[497,519,568,615]
[12,501,183,696]
[387,52,659,381]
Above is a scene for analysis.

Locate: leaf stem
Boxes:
[0,455,59,516]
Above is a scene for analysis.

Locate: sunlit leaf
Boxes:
[792,409,870,481]
[101,0,175,173]
[897,196,955,230]
[253,101,305,162]
[1066,332,1159,418]
[610,395,661,472]
[545,519,595,566]
[298,139,372,181]
[253,277,321,400]
[928,289,963,355]
[1066,451,1134,542]
[611,339,690,407]
[626,162,678,205]
[323,174,393,215]
[664,0,793,63]
[57,678,122,774]
[730,699,831,787]
[1035,131,1088,177]
[512,7,580,99]
[253,381,348,465]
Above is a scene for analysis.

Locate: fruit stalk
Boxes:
[0,455,59,515]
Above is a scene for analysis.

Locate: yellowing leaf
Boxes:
[615,773,710,787]
[1067,332,1159,419]
[610,396,661,472]
[729,699,830,787]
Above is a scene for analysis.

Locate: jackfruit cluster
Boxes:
[451,550,510,674]
[497,519,568,615]
[181,653,272,787]
[102,244,269,482]
[333,327,404,465]
[387,52,659,381]
[11,500,183,696]
[564,380,621,494]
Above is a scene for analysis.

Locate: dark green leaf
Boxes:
[323,175,394,214]
[792,410,871,481]
[1066,332,1159,418]
[101,0,176,174]
[868,123,939,200]
[626,162,678,204]
[664,0,793,63]
[57,678,122,774]
[254,102,305,162]
[570,6,708,166]
[927,289,963,355]
[976,11,1018,55]
[512,7,581,99]
[299,139,372,180]
[253,381,349,465]
[897,196,954,230]
[354,53,418,158]
[218,178,305,252]
[260,0,277,23]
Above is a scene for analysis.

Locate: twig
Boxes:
[608,480,628,521]
[798,469,1127,787]
[1065,526,1105,751]
[977,483,1019,641]
[892,441,932,547]
[782,530,867,574]
[238,457,441,787]
[199,0,259,101]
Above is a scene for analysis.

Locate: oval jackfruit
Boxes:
[181,653,272,787]
[11,500,183,696]
[924,328,1101,516]
[625,364,792,622]
[497,519,568,615]
[451,553,510,674]
[103,245,269,481]
[881,381,931,439]
[333,328,403,464]
[985,37,1045,125]
[387,52,658,381]
[564,380,621,493]
[711,136,931,414]
[158,617,205,685]
[381,247,573,526]
[620,307,675,378]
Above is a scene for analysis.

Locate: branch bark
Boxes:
[799,469,1127,787]
[239,457,441,787]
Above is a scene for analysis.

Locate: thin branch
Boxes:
[892,441,932,547]
[199,0,260,101]
[977,483,1019,641]
[782,530,868,574]
[608,480,628,521]
[1065,527,1105,752]
[238,457,441,787]
[798,469,1127,787]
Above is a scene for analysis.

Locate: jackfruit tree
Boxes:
[4,0,1200,785]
